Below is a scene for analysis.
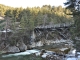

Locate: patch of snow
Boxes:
[0,29,12,33]
[77,52,80,55]
[41,53,48,58]
[35,52,41,56]
[41,51,56,58]
[78,56,80,60]
[60,48,68,51]
[72,49,76,54]
[78,55,80,60]
[66,57,77,60]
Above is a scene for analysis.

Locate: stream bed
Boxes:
[0,49,43,60]
[0,49,80,60]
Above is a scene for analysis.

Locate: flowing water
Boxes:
[0,49,80,60]
[0,49,43,60]
[0,55,43,60]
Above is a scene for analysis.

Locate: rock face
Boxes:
[17,42,27,52]
[30,41,43,48]
[0,24,72,53]
[35,49,64,60]
[46,55,63,60]
[7,46,20,53]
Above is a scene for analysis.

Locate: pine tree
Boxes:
[64,0,80,51]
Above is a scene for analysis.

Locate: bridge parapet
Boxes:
[35,23,73,29]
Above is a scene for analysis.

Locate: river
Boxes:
[0,49,80,60]
[0,49,43,60]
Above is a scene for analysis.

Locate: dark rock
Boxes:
[40,49,46,56]
[7,46,20,53]
[17,42,27,52]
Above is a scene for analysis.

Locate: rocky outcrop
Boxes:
[17,42,27,52]
[0,23,72,53]
[34,49,64,60]
[46,55,63,60]
[7,46,20,53]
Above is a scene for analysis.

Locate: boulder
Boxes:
[7,46,20,53]
[17,42,27,52]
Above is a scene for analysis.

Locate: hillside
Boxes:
[0,4,74,53]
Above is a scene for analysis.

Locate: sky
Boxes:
[0,0,67,8]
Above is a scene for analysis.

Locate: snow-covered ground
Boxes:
[65,57,77,60]
[65,49,80,60]
[60,48,68,51]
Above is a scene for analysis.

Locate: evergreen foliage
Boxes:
[0,4,73,46]
[64,0,80,51]
[0,4,72,30]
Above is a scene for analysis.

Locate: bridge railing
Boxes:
[35,23,74,29]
